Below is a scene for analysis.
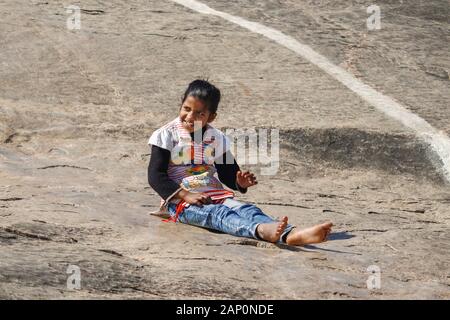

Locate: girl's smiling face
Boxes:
[179,95,216,133]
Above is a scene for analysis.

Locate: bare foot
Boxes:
[256,216,288,243]
[286,222,333,246]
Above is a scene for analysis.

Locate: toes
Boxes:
[276,224,284,234]
[273,222,287,240]
[321,222,333,234]
[323,229,331,241]
[259,222,286,242]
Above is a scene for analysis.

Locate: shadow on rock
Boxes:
[327,231,355,241]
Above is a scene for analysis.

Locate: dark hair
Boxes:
[181,79,221,114]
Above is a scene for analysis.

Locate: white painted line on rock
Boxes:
[171,0,450,183]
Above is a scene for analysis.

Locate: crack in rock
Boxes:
[401,208,426,214]
[80,9,105,15]
[3,227,52,241]
[0,223,82,243]
[98,249,123,257]
[247,201,312,209]
[37,165,92,171]
[350,229,388,233]
[0,197,24,201]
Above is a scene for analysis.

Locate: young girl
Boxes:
[148,79,332,245]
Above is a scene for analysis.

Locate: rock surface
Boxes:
[0,0,449,299]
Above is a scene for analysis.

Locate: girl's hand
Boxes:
[179,190,212,207]
[236,170,258,189]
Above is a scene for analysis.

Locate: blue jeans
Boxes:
[167,198,294,243]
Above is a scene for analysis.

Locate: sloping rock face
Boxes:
[0,0,449,299]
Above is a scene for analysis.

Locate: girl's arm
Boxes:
[147,144,181,200]
[148,145,213,206]
[215,150,248,193]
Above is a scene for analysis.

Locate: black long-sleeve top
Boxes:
[148,131,247,200]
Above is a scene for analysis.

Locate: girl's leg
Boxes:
[284,222,333,245]
[222,198,294,243]
[222,198,275,223]
[168,202,258,239]
[168,202,286,242]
